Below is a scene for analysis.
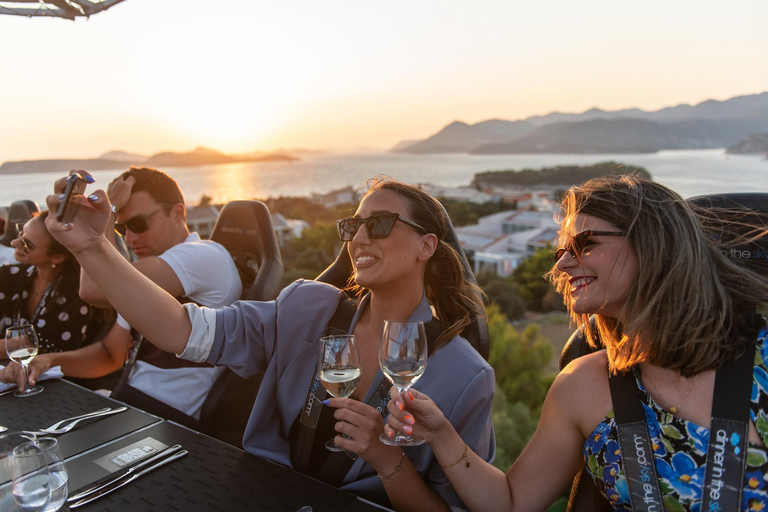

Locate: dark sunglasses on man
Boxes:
[554,230,625,261]
[115,205,175,237]
[336,213,428,242]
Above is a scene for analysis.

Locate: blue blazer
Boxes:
[181,279,496,507]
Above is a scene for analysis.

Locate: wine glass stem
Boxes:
[20,363,30,390]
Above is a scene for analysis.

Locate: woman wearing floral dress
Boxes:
[385,176,768,511]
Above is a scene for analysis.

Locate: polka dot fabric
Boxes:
[0,263,108,353]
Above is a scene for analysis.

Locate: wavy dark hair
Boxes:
[346,177,486,351]
[547,176,768,376]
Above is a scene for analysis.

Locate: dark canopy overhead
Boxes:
[0,0,126,20]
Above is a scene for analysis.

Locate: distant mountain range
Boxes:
[0,147,299,174]
[394,92,768,154]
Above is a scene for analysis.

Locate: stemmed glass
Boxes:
[378,320,428,446]
[318,334,361,452]
[6,325,43,397]
[11,440,52,512]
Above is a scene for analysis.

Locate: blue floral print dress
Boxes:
[584,327,768,511]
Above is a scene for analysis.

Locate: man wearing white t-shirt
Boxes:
[13,167,241,421]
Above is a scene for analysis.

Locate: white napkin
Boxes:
[0,365,64,392]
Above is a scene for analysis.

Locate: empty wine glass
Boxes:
[318,334,361,452]
[378,320,428,446]
[6,325,43,397]
[11,440,52,512]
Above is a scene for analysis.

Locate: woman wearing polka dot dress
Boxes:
[0,211,112,355]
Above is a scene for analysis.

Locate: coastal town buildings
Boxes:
[455,209,558,277]
[185,205,307,245]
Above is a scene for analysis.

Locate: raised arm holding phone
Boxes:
[43,172,496,511]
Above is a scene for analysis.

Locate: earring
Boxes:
[51,263,57,270]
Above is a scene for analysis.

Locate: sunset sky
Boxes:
[1,0,766,163]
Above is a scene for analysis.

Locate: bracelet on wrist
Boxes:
[440,442,470,469]
[377,450,405,480]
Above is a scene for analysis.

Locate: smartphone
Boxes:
[57,172,86,223]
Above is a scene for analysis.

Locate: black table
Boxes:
[1,379,388,512]
[0,379,161,483]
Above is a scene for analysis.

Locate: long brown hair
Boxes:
[347,178,486,351]
[547,176,768,376]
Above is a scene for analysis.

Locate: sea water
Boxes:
[0,149,765,207]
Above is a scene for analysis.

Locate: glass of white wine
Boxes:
[378,320,427,446]
[318,334,361,452]
[6,325,43,397]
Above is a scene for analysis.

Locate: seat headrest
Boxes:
[0,200,40,247]
[210,200,284,301]
[688,193,768,272]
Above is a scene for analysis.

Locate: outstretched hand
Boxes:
[384,387,451,445]
[45,170,111,254]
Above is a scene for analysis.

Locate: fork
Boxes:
[26,407,128,435]
[43,407,112,432]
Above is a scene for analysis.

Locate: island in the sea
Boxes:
[0,146,299,174]
[727,134,768,155]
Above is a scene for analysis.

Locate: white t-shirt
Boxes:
[120,232,242,420]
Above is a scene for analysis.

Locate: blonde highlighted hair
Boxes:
[547,176,768,376]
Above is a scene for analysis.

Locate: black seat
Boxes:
[0,200,40,247]
[316,203,490,360]
[561,192,768,512]
[198,200,285,446]
[209,200,285,301]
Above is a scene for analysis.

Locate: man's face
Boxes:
[117,191,179,258]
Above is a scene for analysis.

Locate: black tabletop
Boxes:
[2,379,388,512]
[0,379,160,483]
[64,421,385,512]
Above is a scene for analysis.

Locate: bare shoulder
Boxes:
[549,350,612,437]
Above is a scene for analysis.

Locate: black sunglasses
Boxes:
[336,213,428,242]
[554,230,625,261]
[115,205,175,236]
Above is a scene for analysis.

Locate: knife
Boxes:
[67,443,184,502]
[68,448,188,508]
[67,444,185,503]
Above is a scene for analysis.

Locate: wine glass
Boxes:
[6,325,43,397]
[11,440,52,512]
[378,320,428,446]
[318,334,361,452]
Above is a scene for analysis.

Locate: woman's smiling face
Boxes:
[347,189,431,291]
[555,214,637,320]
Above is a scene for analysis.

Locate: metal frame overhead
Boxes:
[0,0,127,19]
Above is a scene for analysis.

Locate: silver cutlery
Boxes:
[68,449,188,508]
[67,444,184,502]
[44,407,111,431]
[25,406,128,435]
